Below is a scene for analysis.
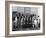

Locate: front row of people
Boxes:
[13,13,40,30]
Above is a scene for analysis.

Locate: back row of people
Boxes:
[13,13,40,28]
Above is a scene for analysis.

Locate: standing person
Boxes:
[37,16,40,28]
[18,13,21,30]
[21,16,23,25]
[13,14,18,30]
[32,15,36,29]
[17,13,21,30]
[14,14,17,26]
[33,15,39,29]
[21,14,24,25]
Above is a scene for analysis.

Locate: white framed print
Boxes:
[5,1,45,37]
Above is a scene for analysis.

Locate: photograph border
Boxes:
[5,1,45,37]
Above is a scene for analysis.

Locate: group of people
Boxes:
[12,12,40,30]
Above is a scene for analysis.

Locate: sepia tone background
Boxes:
[0,0,46,38]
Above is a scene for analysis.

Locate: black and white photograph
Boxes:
[12,7,40,31]
[6,2,45,36]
